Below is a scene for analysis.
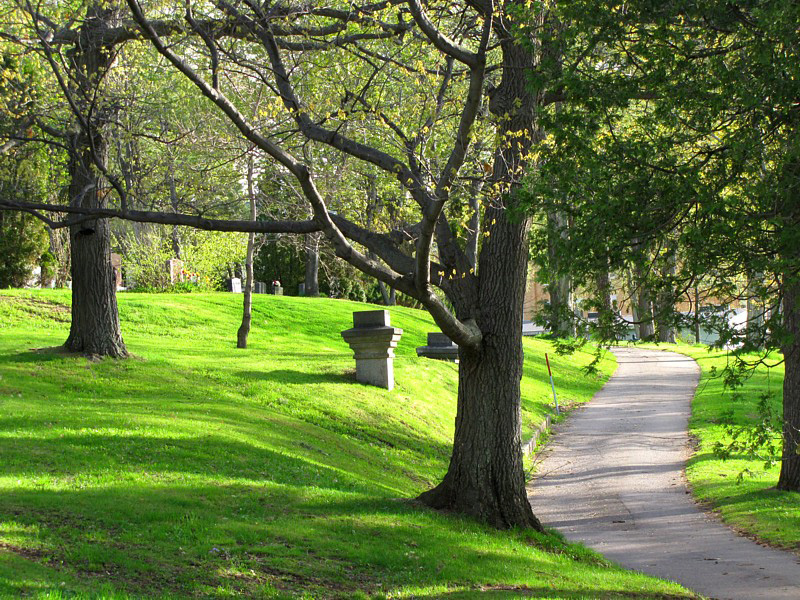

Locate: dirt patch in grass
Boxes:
[0,540,47,561]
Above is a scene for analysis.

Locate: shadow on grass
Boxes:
[0,485,695,599]
[0,433,384,494]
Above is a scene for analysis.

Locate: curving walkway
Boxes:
[528,347,800,600]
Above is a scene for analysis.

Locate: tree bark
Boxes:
[237,156,256,349]
[418,206,542,530]
[62,4,127,358]
[632,248,655,340]
[466,180,481,270]
[546,208,574,337]
[418,34,544,531]
[654,260,676,343]
[304,232,320,296]
[379,281,396,306]
[778,277,800,491]
[746,273,765,349]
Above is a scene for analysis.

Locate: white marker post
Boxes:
[545,353,560,415]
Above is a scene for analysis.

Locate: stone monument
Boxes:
[227,277,242,293]
[340,310,403,390]
[166,258,183,283]
[416,332,459,362]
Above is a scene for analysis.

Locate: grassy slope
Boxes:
[0,290,693,599]
[655,345,799,552]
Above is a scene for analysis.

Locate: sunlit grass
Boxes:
[0,290,694,598]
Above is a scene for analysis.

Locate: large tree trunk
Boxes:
[62,4,127,358]
[778,277,800,491]
[418,206,542,530]
[418,35,544,531]
[64,145,127,358]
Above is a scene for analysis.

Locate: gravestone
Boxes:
[227,277,242,293]
[298,283,305,296]
[416,332,459,362]
[271,283,283,295]
[340,310,403,390]
[166,258,183,283]
[254,281,267,294]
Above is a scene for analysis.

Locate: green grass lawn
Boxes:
[0,289,695,599]
[655,345,800,553]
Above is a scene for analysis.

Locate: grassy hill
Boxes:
[0,290,694,599]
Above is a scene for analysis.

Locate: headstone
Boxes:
[227,277,242,293]
[254,281,267,294]
[340,310,403,390]
[416,332,459,362]
[166,258,184,283]
[298,283,305,296]
[25,266,42,288]
[110,253,123,290]
[271,283,283,296]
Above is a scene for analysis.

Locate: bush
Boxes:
[0,211,49,288]
[119,226,247,291]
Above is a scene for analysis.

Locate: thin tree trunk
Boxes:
[237,156,256,349]
[746,273,765,348]
[169,171,181,260]
[466,180,482,270]
[304,232,320,297]
[694,283,701,344]
[778,277,800,491]
[632,247,655,340]
[546,208,573,337]
[655,251,676,343]
[378,280,395,305]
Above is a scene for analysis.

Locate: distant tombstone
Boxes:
[340,310,403,390]
[298,283,306,296]
[110,253,123,290]
[254,281,267,294]
[25,266,42,288]
[166,258,183,283]
[227,277,242,293]
[271,282,283,295]
[416,332,459,362]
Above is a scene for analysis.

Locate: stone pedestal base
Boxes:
[416,332,459,362]
[341,310,403,390]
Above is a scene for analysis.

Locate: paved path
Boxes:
[528,347,800,600]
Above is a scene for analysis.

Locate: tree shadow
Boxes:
[0,485,695,599]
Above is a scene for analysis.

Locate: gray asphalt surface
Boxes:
[528,347,800,600]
